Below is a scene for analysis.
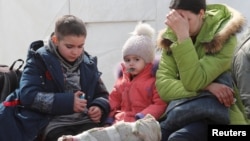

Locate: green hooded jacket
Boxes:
[156,4,249,124]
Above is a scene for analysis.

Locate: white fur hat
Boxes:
[122,22,155,63]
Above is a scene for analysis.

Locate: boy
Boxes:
[0,15,110,141]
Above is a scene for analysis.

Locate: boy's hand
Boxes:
[73,91,87,113]
[88,106,102,123]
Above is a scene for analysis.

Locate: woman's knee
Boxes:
[168,121,207,141]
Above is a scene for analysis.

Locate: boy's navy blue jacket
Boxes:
[0,40,110,141]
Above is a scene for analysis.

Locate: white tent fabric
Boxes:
[0,0,249,91]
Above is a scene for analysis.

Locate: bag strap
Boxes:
[0,59,24,102]
[9,59,24,89]
[9,59,24,71]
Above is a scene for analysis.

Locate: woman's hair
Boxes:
[55,15,87,40]
[169,0,206,14]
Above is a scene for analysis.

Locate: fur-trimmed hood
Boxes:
[157,4,246,54]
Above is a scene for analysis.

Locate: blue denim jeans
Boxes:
[160,72,232,141]
[161,120,207,141]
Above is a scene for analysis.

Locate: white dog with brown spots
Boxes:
[58,114,161,141]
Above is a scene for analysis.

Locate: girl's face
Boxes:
[176,9,204,37]
[54,35,85,62]
[124,55,146,76]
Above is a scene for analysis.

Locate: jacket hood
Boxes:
[157,4,246,54]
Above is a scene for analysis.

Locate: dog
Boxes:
[58,114,161,141]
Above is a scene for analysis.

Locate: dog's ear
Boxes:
[144,114,155,120]
[57,135,74,141]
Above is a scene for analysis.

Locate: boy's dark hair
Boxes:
[55,15,87,40]
[169,0,206,14]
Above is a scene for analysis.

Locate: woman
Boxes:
[156,0,248,140]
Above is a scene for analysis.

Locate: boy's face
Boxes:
[55,35,85,62]
[124,55,146,76]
